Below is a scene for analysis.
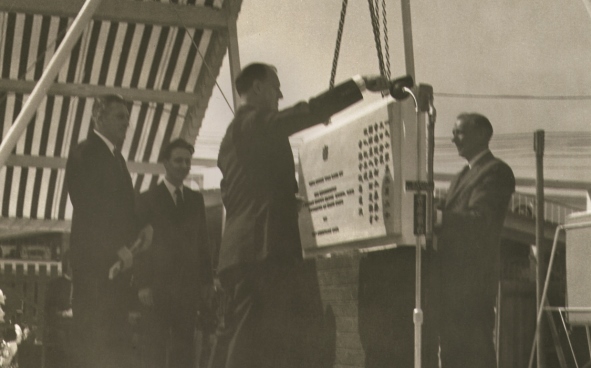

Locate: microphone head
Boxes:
[389,75,414,100]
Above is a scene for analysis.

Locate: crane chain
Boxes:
[382,0,391,79]
[368,0,386,78]
[329,0,348,89]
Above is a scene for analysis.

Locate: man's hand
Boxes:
[295,194,307,212]
[117,246,133,270]
[136,225,153,253]
[201,284,215,306]
[363,75,390,92]
[138,287,154,307]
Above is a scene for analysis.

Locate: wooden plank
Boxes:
[0,0,228,29]
[0,218,71,235]
[5,154,217,170]
[226,12,241,109]
[0,79,198,105]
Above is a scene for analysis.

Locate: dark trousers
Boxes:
[72,276,137,368]
[437,259,498,368]
[140,297,198,368]
[358,247,439,368]
[44,319,74,368]
[438,287,497,368]
[208,259,328,368]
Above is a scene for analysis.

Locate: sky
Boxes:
[198,0,591,187]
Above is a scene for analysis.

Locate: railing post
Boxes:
[534,130,546,368]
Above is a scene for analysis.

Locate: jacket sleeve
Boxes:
[442,163,515,239]
[133,192,154,289]
[196,193,214,286]
[65,148,125,275]
[243,78,364,138]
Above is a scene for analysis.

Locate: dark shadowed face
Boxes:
[452,119,487,161]
[95,102,130,149]
[164,147,192,187]
[257,68,283,111]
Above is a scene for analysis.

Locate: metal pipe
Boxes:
[582,0,591,20]
[400,0,416,80]
[226,9,241,111]
[534,130,546,368]
[0,0,104,168]
[528,220,591,368]
[403,86,424,368]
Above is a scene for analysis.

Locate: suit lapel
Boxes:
[445,165,469,207]
[445,152,495,208]
[155,182,176,212]
[89,132,133,188]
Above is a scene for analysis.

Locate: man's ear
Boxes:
[251,79,262,95]
[92,116,103,132]
[477,130,489,145]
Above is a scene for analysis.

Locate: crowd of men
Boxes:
[59,62,514,368]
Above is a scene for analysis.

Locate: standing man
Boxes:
[134,138,214,368]
[436,112,515,368]
[209,63,388,368]
[65,94,151,368]
[44,252,73,368]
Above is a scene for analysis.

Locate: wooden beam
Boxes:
[0,217,71,234]
[0,79,197,105]
[6,154,587,190]
[5,154,217,170]
[0,191,222,238]
[226,9,241,109]
[0,0,228,29]
[0,0,104,171]
[180,30,229,144]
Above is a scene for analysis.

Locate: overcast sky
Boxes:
[200,0,591,140]
[198,0,591,187]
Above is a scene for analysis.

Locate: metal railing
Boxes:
[434,187,580,226]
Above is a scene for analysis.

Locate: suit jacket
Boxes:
[437,151,515,294]
[216,79,364,275]
[134,183,213,305]
[65,131,137,285]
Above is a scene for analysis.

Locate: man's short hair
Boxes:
[92,94,127,123]
[457,112,493,142]
[235,63,277,95]
[159,138,195,162]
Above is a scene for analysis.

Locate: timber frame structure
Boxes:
[0,0,242,238]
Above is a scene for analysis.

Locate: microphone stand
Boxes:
[401,84,435,368]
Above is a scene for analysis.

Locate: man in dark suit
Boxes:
[209,63,388,368]
[44,252,73,368]
[134,138,214,368]
[65,94,152,368]
[436,112,515,368]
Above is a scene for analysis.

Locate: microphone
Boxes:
[389,75,414,100]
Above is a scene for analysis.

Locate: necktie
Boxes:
[175,187,184,208]
[113,148,132,188]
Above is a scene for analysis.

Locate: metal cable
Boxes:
[367,0,386,77]
[435,92,591,100]
[171,5,234,115]
[329,0,348,89]
[382,0,391,79]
